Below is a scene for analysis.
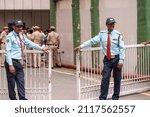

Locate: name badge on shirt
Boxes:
[112,38,118,41]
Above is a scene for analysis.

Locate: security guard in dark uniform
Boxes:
[75,17,125,100]
[5,20,48,100]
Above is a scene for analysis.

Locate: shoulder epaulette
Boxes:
[7,32,14,37]
[114,30,122,35]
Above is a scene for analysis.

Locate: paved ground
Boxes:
[120,91,150,100]
[51,69,77,100]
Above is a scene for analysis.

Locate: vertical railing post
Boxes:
[76,50,81,100]
[48,49,52,100]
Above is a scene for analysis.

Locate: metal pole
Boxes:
[48,50,52,100]
[76,51,80,100]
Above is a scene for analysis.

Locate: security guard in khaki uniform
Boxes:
[46,26,61,67]
[31,26,43,68]
[0,26,9,67]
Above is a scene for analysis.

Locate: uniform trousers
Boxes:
[5,59,27,100]
[46,45,61,67]
[99,55,122,100]
[33,52,41,68]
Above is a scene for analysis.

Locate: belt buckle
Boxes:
[111,55,115,59]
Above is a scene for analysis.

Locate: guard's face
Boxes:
[13,25,23,33]
[106,23,115,32]
[5,28,9,34]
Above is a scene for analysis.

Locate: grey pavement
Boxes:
[51,70,77,100]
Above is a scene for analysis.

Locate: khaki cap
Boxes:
[34,26,40,29]
[3,26,8,30]
[50,26,55,29]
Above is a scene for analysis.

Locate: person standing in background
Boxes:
[31,26,44,68]
[0,26,9,67]
[46,26,61,68]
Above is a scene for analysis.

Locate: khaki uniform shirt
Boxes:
[31,31,43,46]
[46,31,60,46]
[0,31,7,44]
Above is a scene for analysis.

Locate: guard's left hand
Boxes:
[42,47,49,53]
[117,63,123,70]
[141,42,148,45]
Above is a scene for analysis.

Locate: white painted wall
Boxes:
[100,0,137,45]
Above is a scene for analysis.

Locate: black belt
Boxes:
[105,55,119,59]
[12,59,21,62]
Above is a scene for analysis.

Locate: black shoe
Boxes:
[56,64,62,68]
[112,98,119,100]
[99,96,106,100]
[20,98,28,100]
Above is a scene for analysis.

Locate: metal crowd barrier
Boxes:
[76,44,150,100]
[0,50,52,100]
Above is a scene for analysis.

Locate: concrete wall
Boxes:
[0,0,50,10]
[100,0,137,45]
[56,0,73,64]
[80,0,91,43]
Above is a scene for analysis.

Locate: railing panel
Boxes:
[0,50,52,100]
[76,44,150,99]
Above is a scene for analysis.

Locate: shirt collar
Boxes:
[106,29,115,35]
[13,30,21,36]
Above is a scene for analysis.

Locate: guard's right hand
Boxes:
[42,47,49,53]
[74,47,80,51]
[9,65,15,74]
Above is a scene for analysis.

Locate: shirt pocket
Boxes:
[111,39,119,46]
[12,40,20,48]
